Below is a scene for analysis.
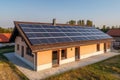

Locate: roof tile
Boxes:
[107,29,120,37]
[0,33,11,42]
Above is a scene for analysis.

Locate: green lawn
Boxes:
[46,55,120,80]
[0,46,28,80]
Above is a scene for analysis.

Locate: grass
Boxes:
[0,45,29,80]
[46,55,120,80]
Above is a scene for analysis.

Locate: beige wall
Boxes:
[80,43,105,55]
[80,44,97,55]
[100,43,104,51]
[36,47,76,66]
[37,50,52,66]
[36,43,109,67]
[67,47,75,58]
[15,36,34,64]
[106,42,111,49]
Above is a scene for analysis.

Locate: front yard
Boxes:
[0,46,28,80]
[46,54,120,80]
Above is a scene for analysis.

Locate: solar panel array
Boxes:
[19,24,112,45]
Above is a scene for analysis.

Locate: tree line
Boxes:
[67,20,93,26]
[96,25,120,33]
[67,19,120,33]
[0,27,13,33]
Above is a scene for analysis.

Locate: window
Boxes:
[26,47,34,57]
[61,49,67,60]
[17,44,19,50]
[97,44,100,51]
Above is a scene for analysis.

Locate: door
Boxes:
[52,51,59,66]
[75,47,79,60]
[104,43,107,53]
[21,46,24,57]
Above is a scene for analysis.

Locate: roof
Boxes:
[107,29,120,37]
[0,33,11,42]
[10,21,112,52]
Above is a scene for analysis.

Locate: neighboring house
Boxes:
[0,33,11,42]
[107,29,120,49]
[10,20,112,71]
[0,33,12,47]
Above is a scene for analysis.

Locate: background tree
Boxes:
[81,20,85,26]
[96,27,100,29]
[68,20,76,25]
[0,27,13,33]
[100,25,110,33]
[86,20,93,26]
[101,25,106,33]
[77,20,82,26]
[112,26,115,29]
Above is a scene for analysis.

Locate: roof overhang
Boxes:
[31,38,113,52]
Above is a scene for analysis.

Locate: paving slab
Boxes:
[4,52,120,80]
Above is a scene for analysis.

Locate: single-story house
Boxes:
[10,20,112,71]
[107,29,120,49]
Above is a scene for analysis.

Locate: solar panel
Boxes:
[19,24,112,45]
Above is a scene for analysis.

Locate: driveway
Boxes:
[4,52,120,80]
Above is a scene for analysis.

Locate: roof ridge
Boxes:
[14,21,92,27]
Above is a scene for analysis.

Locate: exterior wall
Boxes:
[36,50,52,71]
[60,47,75,65]
[80,44,97,55]
[15,36,34,68]
[80,43,104,59]
[35,42,112,71]
[14,37,111,71]
[106,42,111,52]
[100,43,104,51]
[36,47,76,71]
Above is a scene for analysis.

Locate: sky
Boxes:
[0,0,120,28]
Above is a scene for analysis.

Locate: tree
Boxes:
[86,20,93,26]
[77,20,82,26]
[81,20,85,26]
[0,27,13,33]
[112,26,115,29]
[96,27,100,29]
[100,25,110,33]
[101,25,106,33]
[68,20,76,25]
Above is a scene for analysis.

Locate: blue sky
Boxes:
[0,0,120,27]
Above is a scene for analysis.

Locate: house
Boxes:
[10,20,112,71]
[0,33,12,47]
[0,33,11,43]
[107,29,120,50]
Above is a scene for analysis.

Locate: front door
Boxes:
[52,51,59,66]
[21,46,24,57]
[104,43,107,53]
[75,47,79,60]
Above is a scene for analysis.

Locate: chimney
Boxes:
[53,18,56,26]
